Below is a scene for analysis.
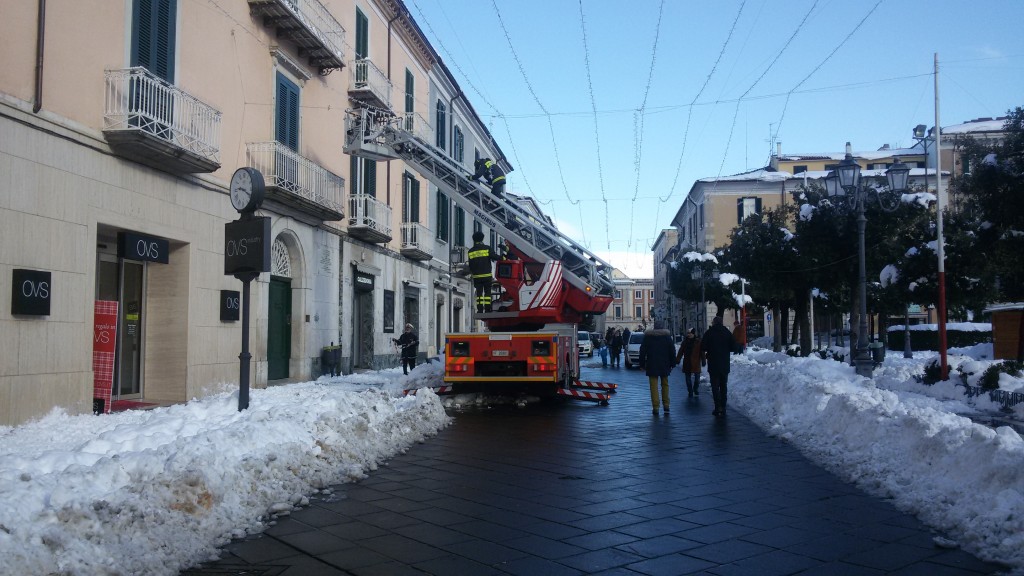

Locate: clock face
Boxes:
[230,169,253,212]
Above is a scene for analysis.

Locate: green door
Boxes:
[268,277,291,380]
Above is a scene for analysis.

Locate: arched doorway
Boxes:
[268,236,295,380]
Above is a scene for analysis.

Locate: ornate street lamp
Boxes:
[885,159,915,359]
[823,143,901,378]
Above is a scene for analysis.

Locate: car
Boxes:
[624,332,644,368]
[577,331,593,357]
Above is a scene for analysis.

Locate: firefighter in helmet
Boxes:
[470,158,506,199]
[468,230,498,313]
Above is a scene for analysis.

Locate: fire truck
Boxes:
[344,108,616,404]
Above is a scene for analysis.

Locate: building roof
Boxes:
[777,143,924,163]
[943,117,1008,135]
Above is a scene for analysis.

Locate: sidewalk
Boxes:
[184,365,1005,575]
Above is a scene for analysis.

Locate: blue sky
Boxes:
[407,0,1024,278]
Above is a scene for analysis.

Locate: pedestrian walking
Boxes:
[467,230,498,313]
[733,319,747,351]
[639,321,676,416]
[393,323,419,375]
[702,316,739,417]
[608,329,623,368]
[674,328,703,397]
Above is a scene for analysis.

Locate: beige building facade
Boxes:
[0,0,506,426]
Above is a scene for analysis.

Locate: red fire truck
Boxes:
[345,109,617,403]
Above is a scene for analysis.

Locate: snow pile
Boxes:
[730,348,1024,569]
[0,374,450,576]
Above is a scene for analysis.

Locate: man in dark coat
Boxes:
[639,321,677,416]
[467,230,498,313]
[608,329,623,368]
[702,315,738,417]
[394,323,419,375]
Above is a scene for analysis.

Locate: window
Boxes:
[474,148,481,164]
[634,290,642,300]
[473,219,483,236]
[650,290,655,299]
[454,207,465,247]
[350,155,376,196]
[404,69,414,114]
[737,197,761,225]
[355,8,368,59]
[132,0,177,82]
[275,73,300,151]
[699,203,705,229]
[792,165,807,174]
[489,229,497,252]
[435,100,446,150]
[614,290,621,299]
[402,172,419,223]
[635,306,642,318]
[435,191,449,241]
[453,126,464,164]
[614,306,622,319]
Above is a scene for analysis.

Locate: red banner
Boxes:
[93,300,119,414]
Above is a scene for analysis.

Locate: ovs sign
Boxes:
[221,290,241,321]
[118,232,169,264]
[12,269,51,316]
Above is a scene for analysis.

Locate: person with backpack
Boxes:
[675,328,703,397]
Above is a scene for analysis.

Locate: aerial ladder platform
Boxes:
[343,107,614,300]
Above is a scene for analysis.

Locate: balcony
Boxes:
[103,68,222,173]
[349,58,392,110]
[348,193,392,244]
[400,222,434,261]
[401,111,432,143]
[246,142,344,223]
[248,0,346,74]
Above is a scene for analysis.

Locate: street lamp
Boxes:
[824,143,901,378]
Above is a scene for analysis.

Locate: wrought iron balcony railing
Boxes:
[348,193,392,243]
[248,0,346,73]
[400,222,434,261]
[246,141,344,221]
[401,111,432,143]
[103,67,222,172]
[349,58,392,109]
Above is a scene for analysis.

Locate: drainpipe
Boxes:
[385,11,401,207]
[33,0,46,113]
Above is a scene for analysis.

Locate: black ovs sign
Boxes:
[12,269,51,316]
[224,216,271,276]
[118,232,170,264]
[220,290,241,321]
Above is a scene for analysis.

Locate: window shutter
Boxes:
[410,176,420,222]
[405,70,414,114]
[132,0,177,82]
[737,198,743,225]
[435,101,446,150]
[365,159,376,197]
[276,74,300,151]
[355,8,368,59]
[350,155,359,194]
[755,197,762,214]
[454,208,465,246]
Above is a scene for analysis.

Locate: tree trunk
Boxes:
[772,304,782,353]
[796,293,812,356]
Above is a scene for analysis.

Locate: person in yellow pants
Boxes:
[638,321,676,416]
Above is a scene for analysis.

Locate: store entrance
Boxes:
[97,255,146,398]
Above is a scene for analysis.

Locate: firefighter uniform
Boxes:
[471,158,506,198]
[468,239,497,313]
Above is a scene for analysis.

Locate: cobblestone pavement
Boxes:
[184,363,1007,575]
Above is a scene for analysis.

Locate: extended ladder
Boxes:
[344,108,614,297]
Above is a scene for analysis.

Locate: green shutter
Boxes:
[435,101,446,150]
[365,159,376,197]
[455,208,465,246]
[276,73,299,151]
[405,70,414,114]
[355,8,368,59]
[131,0,176,81]
[411,177,420,222]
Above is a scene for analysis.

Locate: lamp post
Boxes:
[824,143,902,378]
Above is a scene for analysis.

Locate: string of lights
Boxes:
[772,0,884,151]
[577,0,611,247]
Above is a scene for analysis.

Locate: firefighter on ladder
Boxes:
[469,158,506,199]
[468,230,498,313]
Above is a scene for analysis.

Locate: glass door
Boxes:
[118,261,145,397]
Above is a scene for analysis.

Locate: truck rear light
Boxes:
[531,363,554,372]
